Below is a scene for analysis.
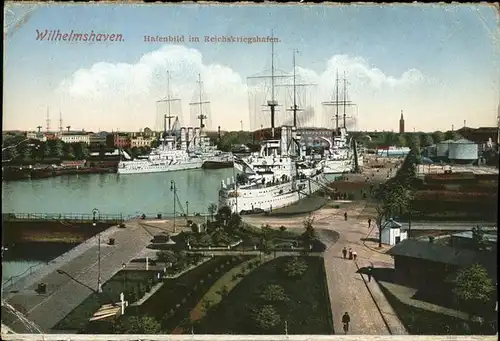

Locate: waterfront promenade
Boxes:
[2,221,157,333]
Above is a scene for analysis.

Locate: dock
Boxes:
[1,220,158,333]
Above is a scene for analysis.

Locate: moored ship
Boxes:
[218,45,328,214]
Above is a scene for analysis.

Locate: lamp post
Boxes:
[122,263,126,293]
[170,180,176,233]
[93,208,102,293]
[186,201,189,217]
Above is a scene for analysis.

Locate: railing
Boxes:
[2,212,124,223]
[2,263,45,290]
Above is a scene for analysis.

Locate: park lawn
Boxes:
[380,283,497,335]
[196,256,333,335]
[130,255,253,333]
[54,270,157,332]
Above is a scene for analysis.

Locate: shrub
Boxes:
[252,305,281,330]
[283,257,308,278]
[259,284,288,302]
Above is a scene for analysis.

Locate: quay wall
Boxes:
[2,221,115,260]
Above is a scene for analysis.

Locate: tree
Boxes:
[50,140,64,159]
[114,315,162,334]
[453,264,495,318]
[432,131,444,144]
[421,134,434,147]
[301,214,316,250]
[259,284,288,302]
[396,135,406,147]
[43,143,51,159]
[252,305,281,331]
[98,144,107,158]
[283,257,308,278]
[471,226,487,251]
[207,203,217,221]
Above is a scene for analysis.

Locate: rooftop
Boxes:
[386,239,478,266]
[452,231,497,243]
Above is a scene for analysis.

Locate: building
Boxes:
[456,126,498,147]
[386,239,478,288]
[26,131,47,142]
[449,231,497,251]
[113,133,131,149]
[399,110,405,134]
[380,219,408,245]
[59,132,91,145]
[130,136,154,148]
[89,132,109,146]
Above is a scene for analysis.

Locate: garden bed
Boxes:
[53,270,159,332]
[195,256,333,334]
[130,255,253,333]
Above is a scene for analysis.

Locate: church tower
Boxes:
[399,110,405,134]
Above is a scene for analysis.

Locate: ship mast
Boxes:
[189,74,210,131]
[156,71,180,137]
[343,71,347,129]
[335,70,339,132]
[268,31,278,138]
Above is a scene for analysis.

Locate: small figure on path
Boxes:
[342,312,351,334]
[367,265,373,282]
[348,248,353,260]
[368,218,371,228]
[344,212,348,221]
[352,251,357,261]
[342,247,347,259]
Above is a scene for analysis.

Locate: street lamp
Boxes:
[122,263,126,293]
[186,201,189,217]
[93,208,102,293]
[170,180,176,233]
[56,269,117,306]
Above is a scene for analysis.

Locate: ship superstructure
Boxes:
[219,43,327,214]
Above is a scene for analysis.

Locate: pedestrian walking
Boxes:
[344,212,348,221]
[352,251,357,261]
[368,218,371,228]
[342,247,347,259]
[367,265,373,282]
[342,312,351,334]
[348,248,353,260]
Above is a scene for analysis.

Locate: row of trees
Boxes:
[3,140,92,163]
[374,149,419,246]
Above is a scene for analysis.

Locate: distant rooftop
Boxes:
[452,231,497,243]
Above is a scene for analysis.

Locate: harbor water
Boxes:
[1,168,234,281]
[2,168,235,216]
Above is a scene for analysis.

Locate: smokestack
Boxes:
[218,126,221,139]
[464,120,466,128]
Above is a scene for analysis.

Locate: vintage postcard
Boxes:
[2,1,499,340]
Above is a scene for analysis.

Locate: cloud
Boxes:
[56,45,427,131]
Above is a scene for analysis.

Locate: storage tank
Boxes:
[436,140,453,158]
[448,138,478,161]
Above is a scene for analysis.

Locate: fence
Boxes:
[2,212,124,223]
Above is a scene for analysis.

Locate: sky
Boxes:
[3,3,500,133]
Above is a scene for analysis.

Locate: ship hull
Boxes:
[117,161,203,175]
[202,161,234,169]
[219,172,328,214]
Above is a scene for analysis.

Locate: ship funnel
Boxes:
[180,127,187,151]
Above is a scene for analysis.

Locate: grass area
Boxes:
[195,256,333,335]
[123,255,252,333]
[380,282,497,335]
[54,270,157,331]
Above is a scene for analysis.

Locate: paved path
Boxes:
[243,201,407,335]
[3,221,153,333]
